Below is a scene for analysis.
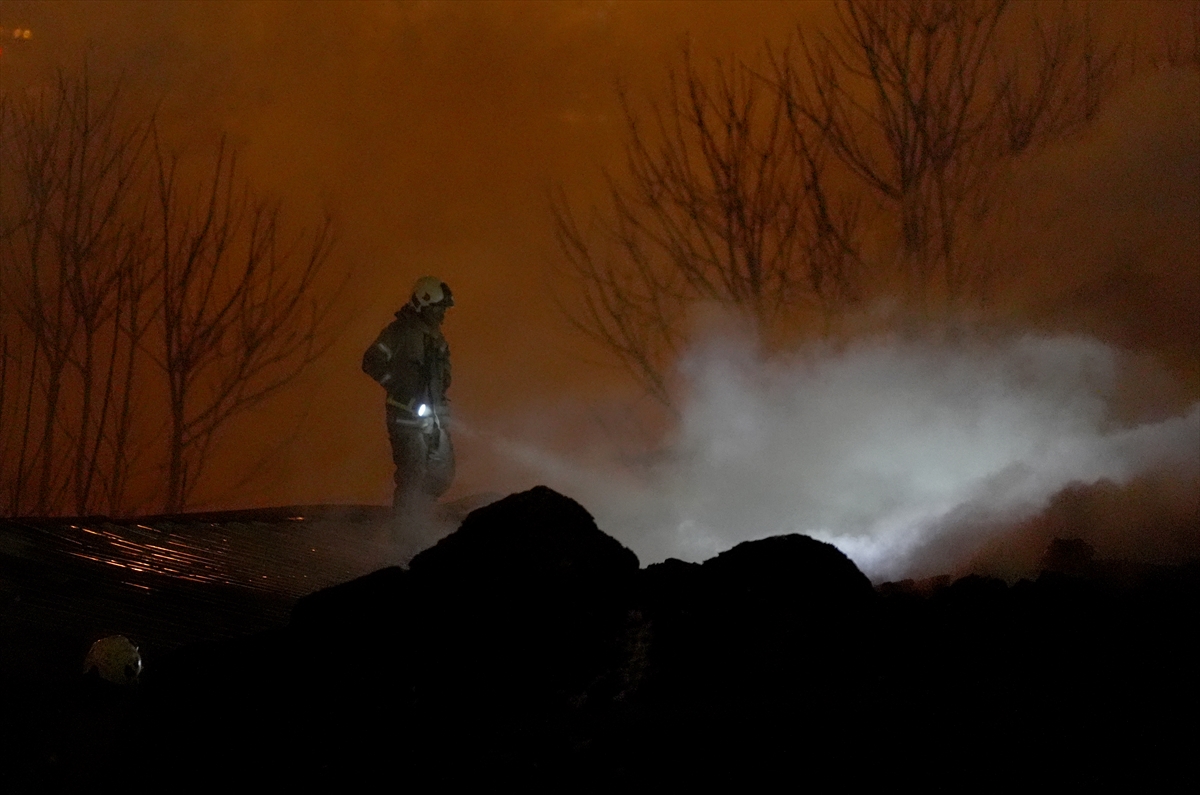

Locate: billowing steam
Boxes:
[494,333,1200,581]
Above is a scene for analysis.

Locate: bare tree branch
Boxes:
[554,1,1143,409]
[1,65,345,516]
[553,44,851,406]
[150,132,341,511]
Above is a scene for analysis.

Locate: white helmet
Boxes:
[411,276,454,309]
[83,635,143,686]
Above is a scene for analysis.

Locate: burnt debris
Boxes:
[5,487,1196,788]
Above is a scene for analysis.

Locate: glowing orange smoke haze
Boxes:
[0,0,1195,565]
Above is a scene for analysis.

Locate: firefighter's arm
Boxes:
[365,323,426,397]
[362,327,398,386]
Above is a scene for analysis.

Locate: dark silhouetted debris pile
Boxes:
[5,487,1197,788]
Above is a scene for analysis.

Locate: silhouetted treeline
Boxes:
[555,0,1200,407]
[0,66,342,517]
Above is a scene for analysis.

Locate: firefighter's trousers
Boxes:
[386,405,455,516]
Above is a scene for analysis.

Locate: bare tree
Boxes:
[104,221,158,514]
[777,0,1123,310]
[779,0,1012,308]
[553,46,859,406]
[150,133,339,513]
[0,67,153,515]
[993,4,1122,155]
[1,66,344,517]
[556,0,1127,407]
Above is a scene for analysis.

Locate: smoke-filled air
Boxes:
[496,330,1199,580]
[1,1,1196,582]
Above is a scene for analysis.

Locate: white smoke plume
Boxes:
[493,332,1200,581]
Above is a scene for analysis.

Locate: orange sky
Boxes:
[1,0,1196,511]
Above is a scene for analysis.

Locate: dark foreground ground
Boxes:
[2,487,1197,790]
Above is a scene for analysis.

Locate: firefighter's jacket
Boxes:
[362,304,451,410]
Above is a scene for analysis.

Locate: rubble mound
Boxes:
[703,533,874,608]
[126,493,1196,790]
[410,484,640,585]
[407,487,642,754]
[289,564,410,631]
